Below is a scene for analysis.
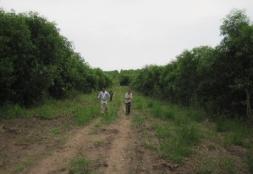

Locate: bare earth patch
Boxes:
[27,119,100,174]
[104,116,132,174]
[0,117,75,174]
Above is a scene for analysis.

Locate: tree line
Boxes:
[0,10,111,106]
[132,10,253,119]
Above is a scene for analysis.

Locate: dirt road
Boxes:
[26,106,138,174]
[0,104,167,174]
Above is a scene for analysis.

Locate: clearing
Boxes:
[0,87,252,174]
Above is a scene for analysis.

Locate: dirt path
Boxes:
[16,100,252,174]
[104,113,132,174]
[23,102,167,174]
[25,105,135,174]
[27,119,100,174]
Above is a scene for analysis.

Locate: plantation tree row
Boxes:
[132,10,253,119]
[0,10,112,105]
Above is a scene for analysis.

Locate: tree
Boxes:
[218,9,253,118]
[0,10,112,106]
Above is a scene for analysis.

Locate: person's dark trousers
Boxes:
[125,102,131,115]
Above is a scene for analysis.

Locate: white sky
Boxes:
[1,0,253,70]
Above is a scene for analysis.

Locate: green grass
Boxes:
[215,118,252,147]
[0,104,27,119]
[132,113,145,128]
[69,155,91,174]
[50,127,61,135]
[155,122,201,163]
[0,92,100,119]
[101,102,119,124]
[133,92,253,172]
[186,109,206,122]
[215,118,242,133]
[14,158,33,174]
[132,95,204,163]
[148,101,177,120]
[133,96,145,111]
[247,149,253,174]
[74,105,97,125]
[15,164,25,173]
[146,98,205,123]
[196,157,237,174]
[0,91,107,127]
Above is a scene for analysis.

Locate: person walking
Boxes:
[97,88,110,114]
[109,89,113,101]
[124,88,133,115]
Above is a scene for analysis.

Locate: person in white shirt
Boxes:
[124,88,133,115]
[97,88,111,114]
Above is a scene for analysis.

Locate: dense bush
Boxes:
[133,10,253,119]
[0,10,111,105]
[119,69,140,86]
[119,75,131,86]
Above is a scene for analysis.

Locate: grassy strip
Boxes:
[215,118,252,148]
[0,91,104,127]
[196,157,237,174]
[69,155,91,174]
[133,93,253,174]
[133,95,203,163]
[0,92,98,120]
[0,86,128,125]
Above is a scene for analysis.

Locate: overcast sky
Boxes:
[1,0,253,70]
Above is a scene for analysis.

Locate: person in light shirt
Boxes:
[124,88,133,115]
[97,88,110,114]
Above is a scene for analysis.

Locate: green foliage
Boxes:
[119,69,140,86]
[74,104,98,126]
[156,122,201,163]
[50,127,60,135]
[119,74,131,86]
[102,106,118,124]
[186,109,205,122]
[0,10,111,108]
[247,150,253,174]
[0,104,27,118]
[14,159,33,173]
[69,155,91,174]
[133,96,145,110]
[215,118,252,147]
[144,99,203,163]
[132,114,145,128]
[134,93,253,170]
[0,91,99,120]
[132,9,253,119]
[104,70,119,85]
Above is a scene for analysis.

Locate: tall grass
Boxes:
[134,95,204,163]
[133,93,253,172]
[132,113,145,128]
[74,105,98,125]
[215,118,252,147]
[156,122,201,163]
[0,104,27,119]
[0,92,100,120]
